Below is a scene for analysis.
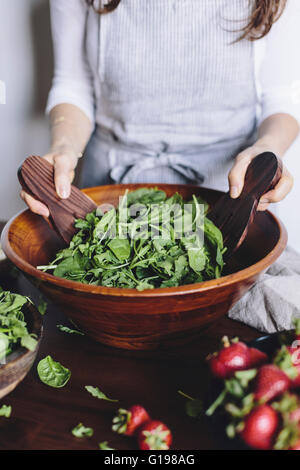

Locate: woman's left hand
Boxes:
[228,141,294,211]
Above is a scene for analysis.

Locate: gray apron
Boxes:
[80,0,258,192]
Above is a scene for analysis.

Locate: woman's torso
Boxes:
[82,0,258,190]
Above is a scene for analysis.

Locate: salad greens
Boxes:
[38,188,226,290]
[72,423,94,438]
[37,355,71,388]
[0,289,38,360]
[85,385,118,403]
[0,404,12,418]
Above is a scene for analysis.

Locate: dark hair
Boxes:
[86,0,287,41]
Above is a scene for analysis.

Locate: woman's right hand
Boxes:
[20,149,79,217]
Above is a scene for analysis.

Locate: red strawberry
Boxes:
[254,365,290,403]
[208,337,250,379]
[112,405,150,436]
[248,347,268,368]
[138,420,172,450]
[240,404,279,450]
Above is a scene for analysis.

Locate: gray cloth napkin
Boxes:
[228,247,300,333]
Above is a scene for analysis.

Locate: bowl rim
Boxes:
[1,185,288,298]
[0,302,43,372]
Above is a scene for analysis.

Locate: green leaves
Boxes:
[72,423,94,438]
[108,238,131,262]
[56,324,84,336]
[0,404,12,418]
[39,188,226,290]
[85,385,118,402]
[0,289,38,358]
[37,356,71,388]
[99,441,115,450]
[37,298,47,316]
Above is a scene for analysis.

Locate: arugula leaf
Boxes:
[37,356,71,388]
[72,423,94,438]
[85,385,118,402]
[0,404,12,418]
[56,324,84,336]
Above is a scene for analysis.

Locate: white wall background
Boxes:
[0,0,51,219]
[0,0,299,251]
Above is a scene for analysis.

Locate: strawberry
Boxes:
[138,420,172,450]
[208,337,250,379]
[112,405,150,436]
[248,347,268,368]
[254,364,290,403]
[240,404,279,450]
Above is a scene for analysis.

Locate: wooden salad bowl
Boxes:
[0,302,43,398]
[1,184,287,350]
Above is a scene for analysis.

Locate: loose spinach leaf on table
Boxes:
[99,441,115,450]
[85,385,118,402]
[56,324,84,336]
[0,404,12,418]
[38,188,226,290]
[37,355,71,388]
[72,423,94,438]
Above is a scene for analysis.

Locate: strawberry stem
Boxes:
[222,336,230,348]
[206,389,227,416]
[178,390,195,401]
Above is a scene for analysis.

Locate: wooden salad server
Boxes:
[18,156,97,244]
[207,152,282,258]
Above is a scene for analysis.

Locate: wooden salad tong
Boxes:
[18,156,97,244]
[19,152,282,257]
[207,151,282,257]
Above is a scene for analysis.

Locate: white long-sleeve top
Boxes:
[46,0,300,136]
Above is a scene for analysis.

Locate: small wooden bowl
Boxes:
[1,184,287,350]
[0,302,42,398]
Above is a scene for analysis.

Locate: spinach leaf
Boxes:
[37,356,71,388]
[56,324,84,336]
[85,385,118,402]
[108,238,131,262]
[72,423,94,438]
[37,297,47,315]
[99,441,115,450]
[0,404,12,418]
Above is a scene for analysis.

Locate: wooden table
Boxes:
[0,264,262,451]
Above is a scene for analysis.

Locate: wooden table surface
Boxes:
[0,263,262,451]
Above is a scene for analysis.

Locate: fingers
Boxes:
[20,190,50,217]
[52,153,78,199]
[258,167,294,210]
[228,150,253,199]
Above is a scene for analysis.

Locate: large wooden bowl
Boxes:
[0,302,42,398]
[1,184,287,350]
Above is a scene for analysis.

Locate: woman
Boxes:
[22,0,300,216]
